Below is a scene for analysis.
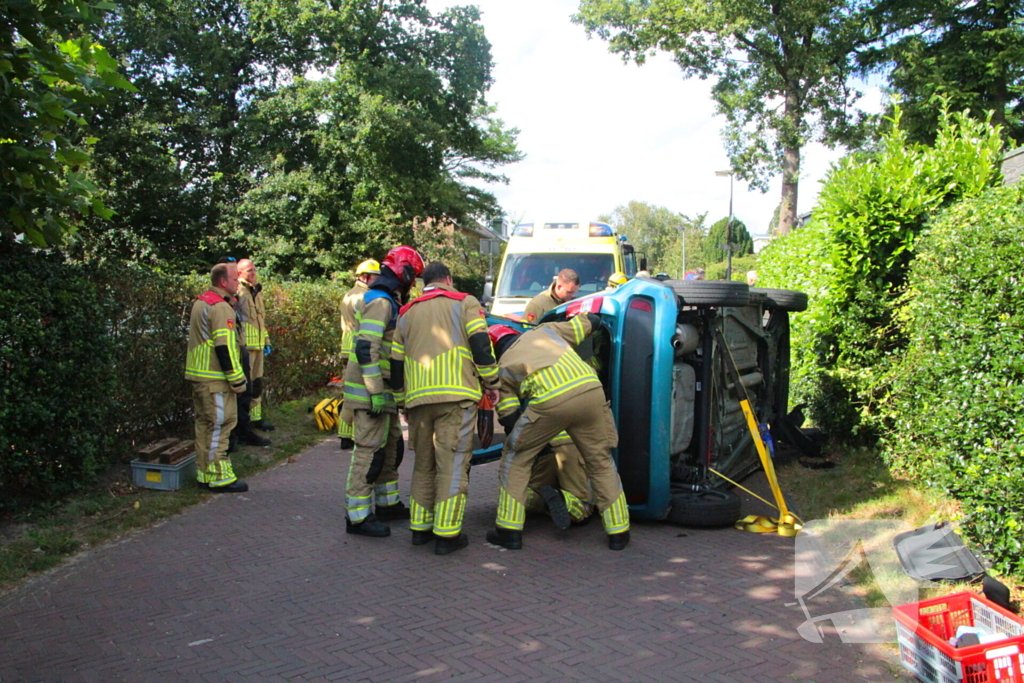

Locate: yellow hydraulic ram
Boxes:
[714,328,802,537]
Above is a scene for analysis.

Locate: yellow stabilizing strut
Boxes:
[715,328,802,538]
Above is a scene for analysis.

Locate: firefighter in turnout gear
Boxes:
[523,268,580,324]
[222,257,270,450]
[342,246,424,537]
[487,315,630,551]
[337,259,380,449]
[237,259,274,432]
[184,263,249,493]
[390,262,500,555]
[525,434,594,528]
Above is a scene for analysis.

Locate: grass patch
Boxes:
[0,393,333,595]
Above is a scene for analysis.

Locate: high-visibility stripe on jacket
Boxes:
[340,279,369,357]
[391,285,499,409]
[184,287,246,385]
[495,316,599,418]
[237,279,269,351]
[342,289,399,412]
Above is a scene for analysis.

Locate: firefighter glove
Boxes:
[586,313,602,330]
[369,393,385,415]
[264,345,272,356]
[498,410,522,435]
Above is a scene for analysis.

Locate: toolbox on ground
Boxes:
[893,591,1024,683]
[131,438,196,491]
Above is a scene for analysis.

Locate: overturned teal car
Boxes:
[472,276,808,525]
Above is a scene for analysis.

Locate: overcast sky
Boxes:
[426,0,883,236]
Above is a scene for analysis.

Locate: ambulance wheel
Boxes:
[667,489,742,528]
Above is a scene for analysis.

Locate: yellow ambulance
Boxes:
[483,221,645,318]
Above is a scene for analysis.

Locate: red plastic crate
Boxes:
[893,592,1024,683]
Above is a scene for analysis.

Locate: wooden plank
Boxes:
[137,438,177,459]
[160,440,194,465]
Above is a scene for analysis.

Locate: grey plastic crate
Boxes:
[131,454,196,491]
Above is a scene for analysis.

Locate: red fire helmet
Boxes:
[488,324,520,348]
[381,245,425,285]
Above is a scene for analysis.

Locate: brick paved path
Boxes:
[0,437,903,682]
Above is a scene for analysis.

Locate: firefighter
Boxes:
[526,434,594,528]
[184,263,249,492]
[237,259,274,432]
[342,246,424,537]
[337,259,380,449]
[523,268,580,323]
[606,271,628,290]
[390,262,500,555]
[487,316,630,551]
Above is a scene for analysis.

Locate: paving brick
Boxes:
[0,437,909,682]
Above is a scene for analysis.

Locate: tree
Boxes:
[859,0,1024,145]
[704,216,752,265]
[1,0,134,247]
[574,0,882,235]
[600,201,705,276]
[77,0,520,276]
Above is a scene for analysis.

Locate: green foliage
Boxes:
[705,253,756,281]
[704,216,752,265]
[0,0,135,247]
[879,183,1024,574]
[574,0,878,232]
[859,0,1024,145]
[600,202,707,277]
[757,108,1003,439]
[0,247,346,510]
[0,244,119,509]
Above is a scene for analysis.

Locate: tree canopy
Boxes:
[574,0,881,236]
[1,0,135,247]
[599,201,707,276]
[73,0,521,276]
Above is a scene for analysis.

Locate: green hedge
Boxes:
[880,183,1024,574]
[0,247,347,511]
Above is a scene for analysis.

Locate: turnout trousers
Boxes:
[248,348,265,421]
[191,382,238,487]
[526,435,595,522]
[345,409,401,523]
[497,387,629,536]
[406,400,477,538]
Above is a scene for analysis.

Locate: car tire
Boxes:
[751,287,808,312]
[667,488,742,528]
[670,281,750,306]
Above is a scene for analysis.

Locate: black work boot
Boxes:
[237,428,271,448]
[540,485,571,531]
[376,501,410,521]
[434,533,469,556]
[608,530,630,551]
[486,527,523,550]
[209,480,249,493]
[254,419,276,432]
[339,437,354,450]
[346,514,390,538]
[411,530,432,546]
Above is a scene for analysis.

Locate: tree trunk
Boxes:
[777,89,802,236]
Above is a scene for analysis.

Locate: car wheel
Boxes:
[667,488,742,528]
[669,281,750,306]
[750,287,808,312]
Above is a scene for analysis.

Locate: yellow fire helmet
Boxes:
[607,271,628,288]
[355,259,381,275]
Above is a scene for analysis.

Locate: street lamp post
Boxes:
[715,170,734,281]
[677,225,686,279]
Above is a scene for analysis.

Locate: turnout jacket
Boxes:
[184,286,246,390]
[495,316,600,419]
[237,278,270,351]
[339,279,369,359]
[524,284,565,324]
[391,284,499,409]
[342,287,399,413]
